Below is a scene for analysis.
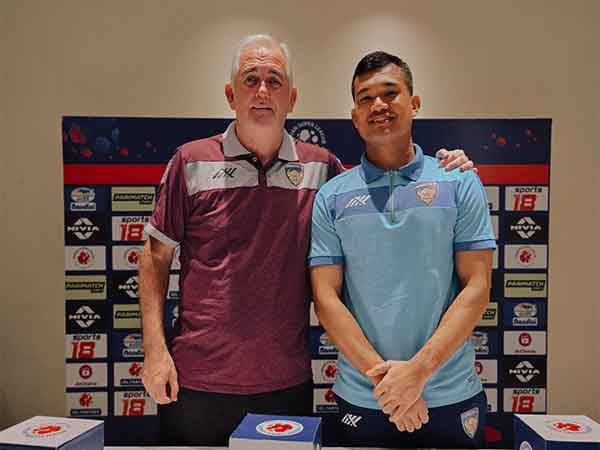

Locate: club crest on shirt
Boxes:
[461,407,479,439]
[414,182,438,205]
[285,163,304,186]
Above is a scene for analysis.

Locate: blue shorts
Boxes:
[334,390,487,448]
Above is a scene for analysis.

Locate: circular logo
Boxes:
[79,364,93,379]
[514,303,537,318]
[23,423,69,438]
[123,333,143,349]
[519,332,532,347]
[321,361,337,381]
[71,187,95,204]
[471,331,488,346]
[79,392,93,407]
[516,247,536,266]
[474,361,483,375]
[125,247,140,268]
[519,441,533,450]
[324,388,336,403]
[547,421,591,434]
[319,333,333,346]
[73,247,95,268]
[256,420,304,437]
[289,121,327,146]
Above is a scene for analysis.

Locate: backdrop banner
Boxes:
[62,116,551,447]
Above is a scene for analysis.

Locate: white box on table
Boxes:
[229,413,321,450]
[0,416,103,450]
[514,414,599,450]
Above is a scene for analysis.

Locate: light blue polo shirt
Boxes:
[309,144,496,409]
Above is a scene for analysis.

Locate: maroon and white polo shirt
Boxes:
[146,122,343,394]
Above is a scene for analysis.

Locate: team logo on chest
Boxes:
[414,182,438,205]
[285,163,304,186]
[460,407,479,439]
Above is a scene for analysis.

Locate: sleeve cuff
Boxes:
[454,239,497,251]
[145,223,180,248]
[308,256,344,267]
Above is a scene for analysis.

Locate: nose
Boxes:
[256,80,269,98]
[371,96,388,112]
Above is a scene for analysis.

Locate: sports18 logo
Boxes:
[505,187,548,211]
[112,216,149,241]
[503,388,546,412]
[66,334,107,359]
[114,391,156,416]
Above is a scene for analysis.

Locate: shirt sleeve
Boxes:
[309,190,344,267]
[327,151,345,180]
[454,171,497,252]
[145,149,190,247]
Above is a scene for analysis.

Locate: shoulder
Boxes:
[421,155,479,185]
[318,166,361,199]
[176,134,224,163]
[294,140,337,164]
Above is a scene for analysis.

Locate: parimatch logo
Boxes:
[65,275,106,300]
[504,274,547,298]
[111,187,155,211]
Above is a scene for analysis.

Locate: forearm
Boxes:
[412,277,490,377]
[139,242,172,353]
[315,290,384,379]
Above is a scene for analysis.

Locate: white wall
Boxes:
[1,0,598,428]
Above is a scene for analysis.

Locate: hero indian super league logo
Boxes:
[256,420,304,437]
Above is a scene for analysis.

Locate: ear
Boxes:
[288,87,298,112]
[351,105,359,130]
[410,95,421,118]
[225,84,235,110]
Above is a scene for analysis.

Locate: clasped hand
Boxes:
[366,360,429,433]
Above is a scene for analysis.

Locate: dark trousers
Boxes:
[159,380,313,446]
[334,390,487,448]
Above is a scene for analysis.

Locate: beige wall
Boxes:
[1,0,598,429]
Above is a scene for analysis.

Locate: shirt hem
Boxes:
[178,372,312,395]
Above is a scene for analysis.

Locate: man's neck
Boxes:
[235,121,283,165]
[365,135,415,170]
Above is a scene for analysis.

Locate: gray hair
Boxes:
[230,34,294,86]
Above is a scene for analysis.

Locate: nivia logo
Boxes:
[509,361,540,382]
[118,276,139,298]
[69,306,100,328]
[345,194,370,208]
[212,168,237,179]
[341,413,362,428]
[256,420,304,437]
[511,217,541,239]
[68,217,100,240]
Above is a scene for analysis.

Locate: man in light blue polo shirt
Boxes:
[309,51,496,448]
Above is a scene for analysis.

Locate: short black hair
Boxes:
[351,51,414,99]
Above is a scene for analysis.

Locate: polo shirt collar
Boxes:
[359,143,425,183]
[222,121,299,161]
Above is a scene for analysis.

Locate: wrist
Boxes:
[410,350,438,381]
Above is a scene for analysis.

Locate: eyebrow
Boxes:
[355,81,400,98]
[241,67,285,78]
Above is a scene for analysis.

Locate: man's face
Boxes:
[351,64,421,146]
[225,45,297,131]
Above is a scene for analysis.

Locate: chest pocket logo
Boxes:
[414,182,438,205]
[285,163,304,186]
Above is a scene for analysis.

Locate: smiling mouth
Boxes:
[369,115,395,125]
[252,106,273,112]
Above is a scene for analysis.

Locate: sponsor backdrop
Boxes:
[62,117,550,447]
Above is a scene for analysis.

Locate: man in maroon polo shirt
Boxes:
[138,34,474,446]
